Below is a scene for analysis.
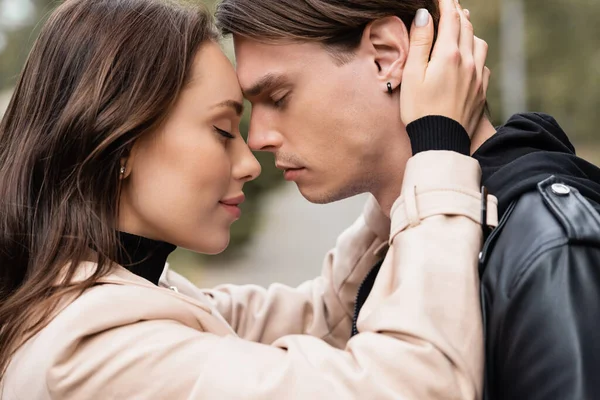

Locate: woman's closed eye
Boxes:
[213,126,235,139]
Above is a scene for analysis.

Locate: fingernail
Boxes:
[415,9,430,27]
[464,9,470,18]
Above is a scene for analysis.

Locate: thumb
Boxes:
[405,9,434,81]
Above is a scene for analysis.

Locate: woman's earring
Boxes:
[120,166,126,176]
[387,82,393,95]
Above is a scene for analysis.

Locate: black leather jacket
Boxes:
[480,176,600,400]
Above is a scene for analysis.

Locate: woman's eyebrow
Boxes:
[211,100,244,116]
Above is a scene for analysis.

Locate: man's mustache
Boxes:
[274,153,305,169]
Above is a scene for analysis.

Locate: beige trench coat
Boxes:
[3,151,498,399]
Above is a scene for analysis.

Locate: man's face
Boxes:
[235,37,410,204]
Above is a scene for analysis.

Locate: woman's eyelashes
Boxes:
[213,126,235,139]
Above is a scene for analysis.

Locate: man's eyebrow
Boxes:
[212,100,244,117]
[244,74,289,98]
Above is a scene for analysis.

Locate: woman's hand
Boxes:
[400,0,490,138]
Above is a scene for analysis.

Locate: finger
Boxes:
[404,8,434,81]
[483,66,491,96]
[435,0,461,51]
[457,4,474,57]
[464,9,471,20]
[474,37,489,81]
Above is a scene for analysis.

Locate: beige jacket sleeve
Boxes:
[172,196,390,349]
[48,151,497,400]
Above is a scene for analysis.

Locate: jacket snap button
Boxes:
[551,183,571,196]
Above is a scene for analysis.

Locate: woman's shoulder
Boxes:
[3,264,228,399]
[55,263,219,338]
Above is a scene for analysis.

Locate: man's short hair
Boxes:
[216,0,440,64]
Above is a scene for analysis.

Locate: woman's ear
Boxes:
[119,146,134,180]
[361,16,410,89]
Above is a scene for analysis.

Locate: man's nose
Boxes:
[247,111,283,152]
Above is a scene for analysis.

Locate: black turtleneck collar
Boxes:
[114,231,177,286]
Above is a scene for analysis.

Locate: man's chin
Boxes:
[296,182,361,205]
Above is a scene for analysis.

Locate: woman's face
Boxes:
[118,42,261,254]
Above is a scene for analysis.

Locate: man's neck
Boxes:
[373,178,404,218]
[373,116,497,217]
[370,133,411,218]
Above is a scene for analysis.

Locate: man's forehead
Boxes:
[233,39,297,95]
[234,37,322,82]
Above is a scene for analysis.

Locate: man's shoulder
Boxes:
[481,177,600,400]
[481,176,600,288]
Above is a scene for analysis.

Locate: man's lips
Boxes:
[283,168,305,181]
[276,163,306,182]
[276,163,302,170]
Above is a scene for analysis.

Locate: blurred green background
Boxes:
[1,0,599,285]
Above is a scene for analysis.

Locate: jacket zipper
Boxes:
[351,260,384,337]
[351,275,369,337]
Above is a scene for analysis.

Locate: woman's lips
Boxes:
[219,194,245,219]
[220,203,242,219]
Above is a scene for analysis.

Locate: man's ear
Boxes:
[360,16,410,89]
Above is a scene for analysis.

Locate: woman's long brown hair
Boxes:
[0,0,216,377]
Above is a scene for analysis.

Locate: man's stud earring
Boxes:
[387,82,393,95]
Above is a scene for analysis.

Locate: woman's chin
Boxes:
[184,233,230,255]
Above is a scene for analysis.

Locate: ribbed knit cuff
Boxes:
[406,116,470,156]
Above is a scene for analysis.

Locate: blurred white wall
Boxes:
[0,89,10,115]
